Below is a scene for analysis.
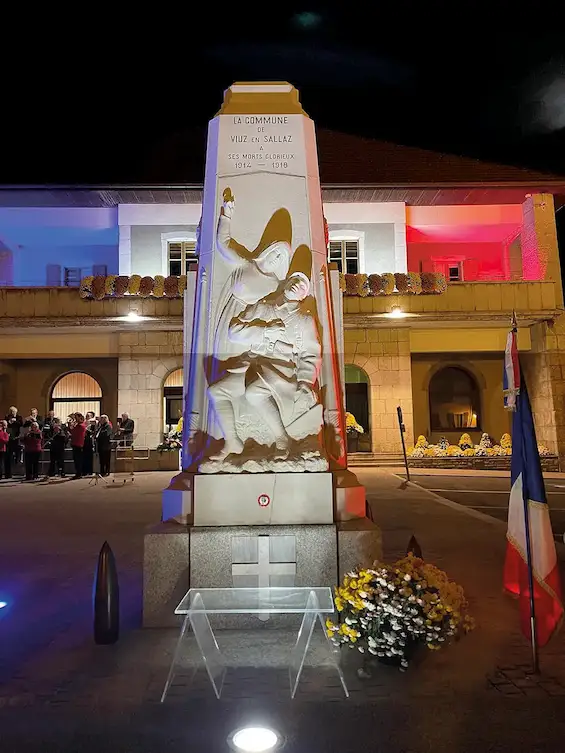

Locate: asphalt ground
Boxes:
[399,473,565,538]
[3,470,565,751]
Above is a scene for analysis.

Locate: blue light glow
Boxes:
[0,602,7,609]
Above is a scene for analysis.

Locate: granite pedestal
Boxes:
[142,522,190,628]
[142,518,382,628]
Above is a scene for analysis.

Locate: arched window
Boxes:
[164,368,183,432]
[50,372,102,419]
[345,364,370,451]
[429,367,480,431]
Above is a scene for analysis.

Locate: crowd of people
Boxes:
[0,407,135,481]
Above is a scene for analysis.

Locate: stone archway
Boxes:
[164,367,183,433]
[428,365,481,432]
[50,371,103,420]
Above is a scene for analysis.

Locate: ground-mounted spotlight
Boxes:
[228,726,282,752]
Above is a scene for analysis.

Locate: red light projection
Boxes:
[406,204,530,282]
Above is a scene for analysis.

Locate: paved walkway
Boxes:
[400,472,565,537]
[1,470,565,751]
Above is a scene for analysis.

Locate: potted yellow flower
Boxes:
[345,411,364,452]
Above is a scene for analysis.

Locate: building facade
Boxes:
[1,134,564,462]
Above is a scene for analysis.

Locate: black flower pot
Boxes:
[347,433,359,453]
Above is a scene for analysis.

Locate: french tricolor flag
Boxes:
[503,335,563,646]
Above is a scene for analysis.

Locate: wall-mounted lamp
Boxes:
[386,306,409,319]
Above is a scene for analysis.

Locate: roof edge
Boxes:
[2,181,565,192]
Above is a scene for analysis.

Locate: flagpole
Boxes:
[520,461,540,674]
[512,310,539,674]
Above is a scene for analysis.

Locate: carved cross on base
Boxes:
[231,535,297,621]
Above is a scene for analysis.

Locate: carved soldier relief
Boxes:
[201,189,327,473]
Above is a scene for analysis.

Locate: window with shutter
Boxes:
[448,263,463,281]
[327,240,359,274]
[168,241,196,276]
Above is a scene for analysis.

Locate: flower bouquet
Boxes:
[345,411,364,452]
[458,433,473,451]
[500,433,512,452]
[326,554,474,670]
[345,412,364,436]
[157,435,181,452]
[475,433,492,456]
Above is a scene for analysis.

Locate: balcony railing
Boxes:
[0,280,561,325]
[0,287,182,321]
[343,280,561,321]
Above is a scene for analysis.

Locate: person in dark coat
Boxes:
[42,410,57,441]
[47,423,67,478]
[116,413,135,446]
[96,414,113,477]
[23,408,43,430]
[23,422,42,481]
[82,412,96,476]
[5,406,23,468]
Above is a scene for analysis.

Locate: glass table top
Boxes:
[175,587,335,614]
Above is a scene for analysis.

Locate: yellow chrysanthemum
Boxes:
[153,275,165,297]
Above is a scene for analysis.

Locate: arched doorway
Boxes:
[50,372,102,419]
[164,368,183,433]
[429,366,481,430]
[345,364,370,452]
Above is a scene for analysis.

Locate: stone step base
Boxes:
[348,453,404,467]
[408,456,560,472]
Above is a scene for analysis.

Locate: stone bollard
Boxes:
[93,541,120,644]
[406,535,423,559]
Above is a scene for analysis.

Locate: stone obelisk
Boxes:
[164,82,360,524]
[149,83,377,627]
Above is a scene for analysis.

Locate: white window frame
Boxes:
[161,232,197,276]
[328,231,365,273]
[431,255,465,282]
[447,262,463,282]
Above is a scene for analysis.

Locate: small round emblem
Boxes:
[258,494,271,507]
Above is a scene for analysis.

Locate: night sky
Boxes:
[1,9,564,185]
